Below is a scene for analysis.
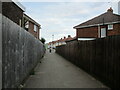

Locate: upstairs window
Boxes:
[101,28,106,38]
[25,21,29,28]
[34,25,37,32]
[24,21,29,31]
[19,19,22,27]
[108,24,113,30]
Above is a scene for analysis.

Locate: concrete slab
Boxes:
[24,50,109,88]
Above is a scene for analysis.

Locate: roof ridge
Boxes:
[74,11,120,29]
[74,12,107,28]
[113,13,120,17]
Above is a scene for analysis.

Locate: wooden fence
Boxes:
[56,36,120,89]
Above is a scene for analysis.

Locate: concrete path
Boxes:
[24,50,108,88]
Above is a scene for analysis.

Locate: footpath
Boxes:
[24,50,108,88]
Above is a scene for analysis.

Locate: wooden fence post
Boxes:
[0,1,2,88]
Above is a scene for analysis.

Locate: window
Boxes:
[24,21,29,31]
[101,28,106,38]
[34,25,37,32]
[19,19,22,27]
[25,21,29,28]
[108,24,113,30]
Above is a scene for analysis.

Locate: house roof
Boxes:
[58,35,73,42]
[66,36,77,42]
[74,8,120,29]
[65,37,74,42]
[48,35,75,45]
[2,0,26,11]
[12,0,26,11]
[23,14,41,27]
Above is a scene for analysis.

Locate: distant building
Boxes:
[48,35,74,48]
[74,8,120,40]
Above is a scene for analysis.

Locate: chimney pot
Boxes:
[107,7,113,13]
[68,35,71,37]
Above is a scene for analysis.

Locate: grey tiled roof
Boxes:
[74,10,120,29]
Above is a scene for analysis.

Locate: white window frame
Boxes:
[25,21,29,28]
[108,24,113,30]
[19,19,22,27]
[101,28,106,38]
[34,25,37,32]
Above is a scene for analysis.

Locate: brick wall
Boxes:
[76,23,120,38]
[2,2,40,39]
[2,2,23,25]
[107,24,120,36]
[28,22,40,39]
[76,26,98,38]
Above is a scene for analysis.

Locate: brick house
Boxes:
[23,14,41,39]
[48,35,74,49]
[2,1,25,26]
[2,1,41,39]
[74,8,120,40]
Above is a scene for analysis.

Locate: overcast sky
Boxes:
[20,1,119,43]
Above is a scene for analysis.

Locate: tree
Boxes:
[40,37,46,44]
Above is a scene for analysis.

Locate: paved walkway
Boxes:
[24,50,108,88]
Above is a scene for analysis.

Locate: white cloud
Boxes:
[19,0,119,2]
[21,2,119,43]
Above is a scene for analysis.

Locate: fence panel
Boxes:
[2,15,45,88]
[56,35,120,89]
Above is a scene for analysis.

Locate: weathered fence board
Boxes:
[2,15,45,88]
[56,36,120,89]
[0,13,2,90]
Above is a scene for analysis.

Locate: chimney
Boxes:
[107,7,113,13]
[68,35,71,38]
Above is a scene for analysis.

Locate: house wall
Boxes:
[76,23,120,38]
[61,42,66,45]
[2,2,23,25]
[76,26,98,38]
[55,42,59,47]
[100,24,120,36]
[28,21,40,39]
[37,27,40,39]
[107,23,120,36]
